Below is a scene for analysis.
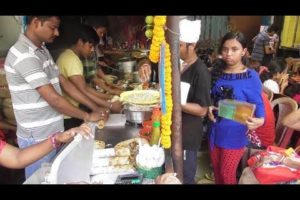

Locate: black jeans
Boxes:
[183,150,198,184]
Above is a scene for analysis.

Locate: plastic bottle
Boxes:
[151,107,161,122]
[150,121,161,146]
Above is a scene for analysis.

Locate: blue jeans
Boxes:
[183,150,198,184]
[17,136,57,179]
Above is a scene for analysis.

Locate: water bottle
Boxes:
[150,121,161,146]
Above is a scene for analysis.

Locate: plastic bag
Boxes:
[248,145,300,184]
[253,166,300,184]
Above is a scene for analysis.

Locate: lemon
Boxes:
[145,16,154,25]
[145,29,153,39]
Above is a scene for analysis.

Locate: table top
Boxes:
[94,122,140,147]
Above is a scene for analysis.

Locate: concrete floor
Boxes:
[195,150,215,184]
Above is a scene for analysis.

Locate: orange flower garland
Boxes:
[149,16,173,149]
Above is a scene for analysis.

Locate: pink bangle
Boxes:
[50,133,61,148]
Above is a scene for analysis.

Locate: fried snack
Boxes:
[115,147,131,157]
[97,119,105,129]
[115,138,149,167]
[94,140,105,149]
[109,156,130,166]
[114,138,148,149]
[120,90,160,105]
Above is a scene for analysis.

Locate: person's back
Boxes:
[251,30,270,65]
[253,92,275,147]
[251,24,279,66]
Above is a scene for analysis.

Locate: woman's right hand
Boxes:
[56,123,93,142]
[208,106,218,123]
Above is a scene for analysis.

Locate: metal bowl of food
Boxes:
[117,60,136,73]
[122,104,154,124]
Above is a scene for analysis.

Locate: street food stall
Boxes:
[24,16,183,184]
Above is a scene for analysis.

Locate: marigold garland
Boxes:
[149,16,173,149]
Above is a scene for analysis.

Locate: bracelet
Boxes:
[107,101,113,109]
[49,133,61,148]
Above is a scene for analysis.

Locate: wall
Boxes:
[0,16,22,57]
[194,16,229,50]
[107,16,147,49]
[229,16,262,44]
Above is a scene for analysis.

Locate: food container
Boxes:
[133,71,141,83]
[122,104,153,124]
[136,143,165,179]
[137,165,163,179]
[118,60,136,73]
[218,99,256,124]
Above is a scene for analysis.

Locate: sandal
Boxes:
[204,172,215,181]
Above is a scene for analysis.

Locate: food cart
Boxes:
[23,16,183,184]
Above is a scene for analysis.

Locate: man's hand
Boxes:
[85,112,103,122]
[94,107,110,121]
[111,101,123,113]
[138,63,152,83]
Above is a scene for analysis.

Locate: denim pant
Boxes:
[17,136,57,179]
[183,150,198,184]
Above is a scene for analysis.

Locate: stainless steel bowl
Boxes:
[118,60,136,73]
[122,104,153,124]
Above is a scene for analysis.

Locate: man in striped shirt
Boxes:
[4,16,102,178]
[251,24,279,67]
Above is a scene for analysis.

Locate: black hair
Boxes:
[26,16,60,25]
[84,16,108,29]
[218,32,247,54]
[267,24,279,33]
[211,32,247,88]
[284,84,300,97]
[68,24,99,46]
[259,60,282,82]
